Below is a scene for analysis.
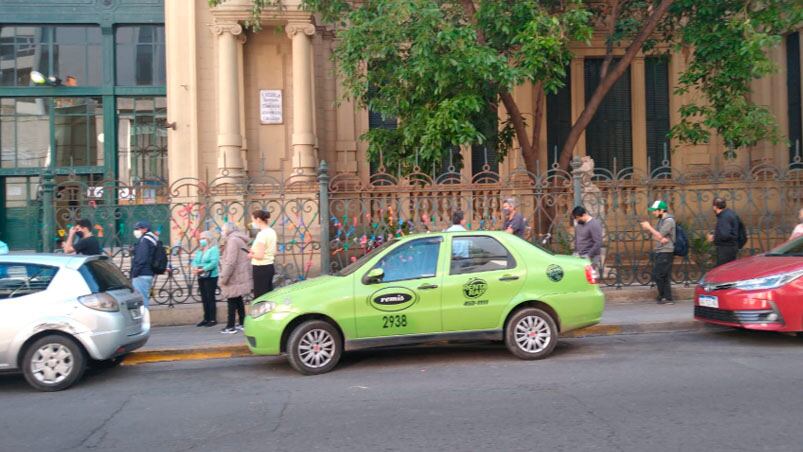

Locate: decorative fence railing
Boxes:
[33,157,803,305]
[325,157,803,288]
[41,169,322,306]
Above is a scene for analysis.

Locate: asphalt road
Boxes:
[2,329,802,452]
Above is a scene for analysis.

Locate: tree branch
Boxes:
[559,0,675,171]
[599,0,620,80]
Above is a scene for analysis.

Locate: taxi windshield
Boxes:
[335,239,398,276]
[766,236,803,257]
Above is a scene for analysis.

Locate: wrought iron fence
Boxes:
[43,169,322,306]
[326,157,803,288]
[34,157,803,305]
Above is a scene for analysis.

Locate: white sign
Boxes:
[260,90,283,124]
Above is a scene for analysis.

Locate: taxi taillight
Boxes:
[585,265,599,285]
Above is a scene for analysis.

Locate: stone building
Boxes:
[0,0,801,254]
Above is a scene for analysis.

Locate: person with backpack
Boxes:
[707,197,744,267]
[130,220,162,307]
[640,200,676,305]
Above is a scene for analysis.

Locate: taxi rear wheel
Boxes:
[504,308,558,360]
[286,320,342,375]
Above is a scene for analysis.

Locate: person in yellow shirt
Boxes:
[247,209,277,298]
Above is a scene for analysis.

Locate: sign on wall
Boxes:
[260,90,283,124]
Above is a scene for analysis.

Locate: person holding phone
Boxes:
[218,222,253,334]
[640,200,676,304]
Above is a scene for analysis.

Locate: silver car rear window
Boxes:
[79,259,133,293]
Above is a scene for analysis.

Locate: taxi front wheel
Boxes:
[505,308,558,360]
[286,320,343,375]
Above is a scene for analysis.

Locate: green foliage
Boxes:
[210,0,801,171]
[667,0,802,157]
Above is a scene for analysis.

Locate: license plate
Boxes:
[698,295,718,308]
[130,306,144,320]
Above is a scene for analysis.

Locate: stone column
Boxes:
[631,56,648,174]
[212,21,245,177]
[286,22,318,177]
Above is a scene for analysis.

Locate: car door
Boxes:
[353,236,444,338]
[441,235,525,331]
[0,263,59,368]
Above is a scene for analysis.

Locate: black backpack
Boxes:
[674,224,689,257]
[737,218,748,249]
[144,233,168,275]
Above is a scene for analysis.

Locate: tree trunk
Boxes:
[557,0,675,172]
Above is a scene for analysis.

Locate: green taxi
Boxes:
[244,231,604,374]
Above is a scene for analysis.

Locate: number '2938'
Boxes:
[382,315,407,328]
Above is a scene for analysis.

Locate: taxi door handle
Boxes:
[499,275,519,282]
[418,284,439,290]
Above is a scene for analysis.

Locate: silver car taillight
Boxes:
[78,293,120,312]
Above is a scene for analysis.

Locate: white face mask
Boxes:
[249,222,258,230]
[134,230,143,239]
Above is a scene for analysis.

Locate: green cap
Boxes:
[648,200,668,212]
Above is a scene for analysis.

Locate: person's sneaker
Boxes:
[221,327,237,334]
[657,298,675,305]
[196,320,208,327]
[205,320,218,327]
[235,324,244,331]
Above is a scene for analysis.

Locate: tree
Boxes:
[210,0,802,173]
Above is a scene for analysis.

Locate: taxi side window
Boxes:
[370,237,442,283]
[0,264,59,299]
[450,236,515,275]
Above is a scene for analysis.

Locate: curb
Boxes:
[121,345,251,366]
[562,320,705,338]
[123,320,705,365]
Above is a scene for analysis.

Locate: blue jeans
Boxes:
[132,275,154,307]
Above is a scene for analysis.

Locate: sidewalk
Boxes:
[124,299,703,365]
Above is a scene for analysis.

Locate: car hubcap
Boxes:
[514,316,551,353]
[298,329,335,369]
[30,344,73,384]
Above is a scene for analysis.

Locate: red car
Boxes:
[694,236,803,332]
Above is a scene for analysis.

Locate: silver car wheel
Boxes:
[514,315,552,353]
[30,343,74,385]
[298,329,335,369]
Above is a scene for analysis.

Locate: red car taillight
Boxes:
[585,265,599,285]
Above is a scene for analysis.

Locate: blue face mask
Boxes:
[200,239,208,248]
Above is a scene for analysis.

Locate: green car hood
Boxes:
[255,275,341,303]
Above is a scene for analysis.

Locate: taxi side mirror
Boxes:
[365,268,384,284]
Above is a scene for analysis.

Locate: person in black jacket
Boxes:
[707,198,740,267]
[130,220,158,307]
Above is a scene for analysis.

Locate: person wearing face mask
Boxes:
[572,206,603,272]
[248,209,277,299]
[789,208,803,242]
[130,220,158,307]
[192,230,221,327]
[502,198,526,238]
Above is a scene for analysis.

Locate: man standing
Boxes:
[131,220,157,307]
[64,219,101,255]
[640,201,676,305]
[502,198,526,238]
[572,206,603,272]
[445,210,467,232]
[707,197,740,266]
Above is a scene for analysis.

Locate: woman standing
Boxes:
[193,230,220,327]
[218,223,253,334]
[248,210,277,299]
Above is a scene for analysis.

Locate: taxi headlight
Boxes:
[733,270,803,291]
[250,301,276,319]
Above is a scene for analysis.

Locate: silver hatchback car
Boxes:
[0,254,150,391]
